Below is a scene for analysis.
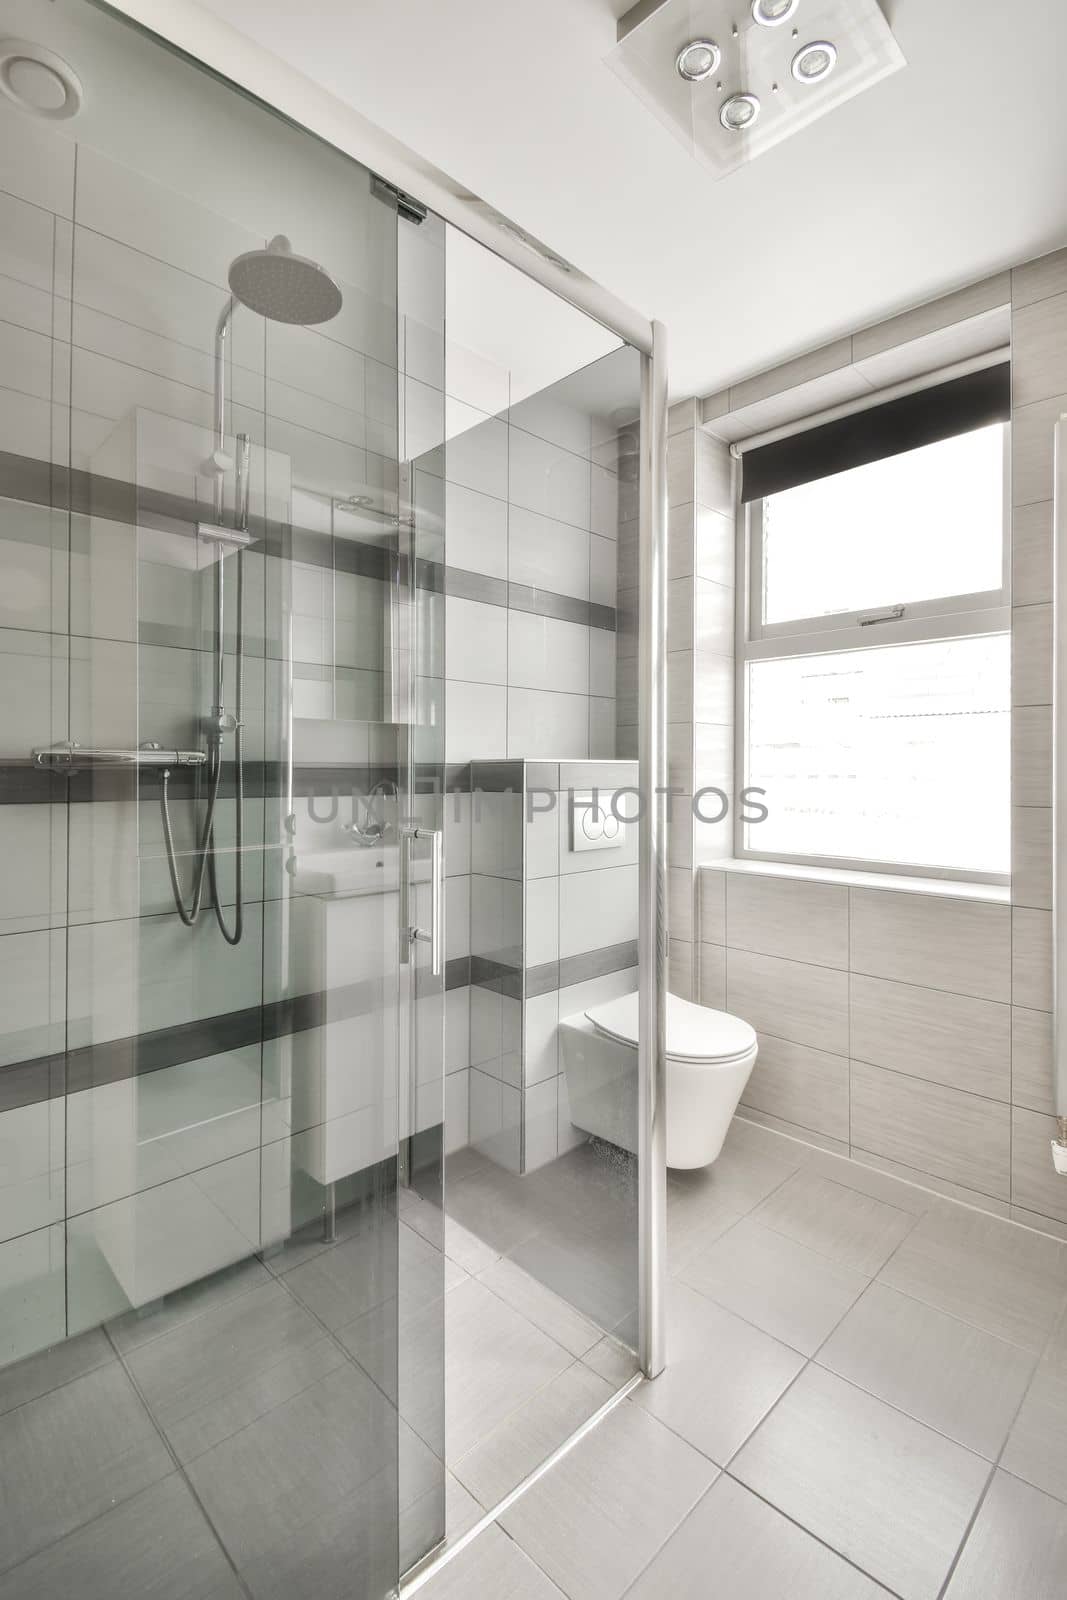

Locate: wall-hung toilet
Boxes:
[559,991,758,1170]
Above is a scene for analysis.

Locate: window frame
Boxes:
[734,420,1011,885]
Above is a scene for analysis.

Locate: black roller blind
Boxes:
[740,362,1010,504]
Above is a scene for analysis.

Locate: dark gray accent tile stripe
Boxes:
[471,759,524,794]
[525,961,561,998]
[0,760,400,806]
[556,939,639,991]
[508,582,591,627]
[525,762,559,791]
[445,956,471,992]
[469,955,523,1001]
[443,567,509,608]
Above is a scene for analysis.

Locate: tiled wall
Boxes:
[698,865,1067,1230]
[679,246,1067,1235]
[444,759,639,1174]
[0,85,413,1362]
[439,387,621,763]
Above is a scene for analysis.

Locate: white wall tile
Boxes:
[523,990,560,1088]
[525,877,559,968]
[523,1077,559,1173]
[509,427,590,530]
[508,612,589,695]
[558,865,638,959]
[506,689,588,759]
[446,596,507,686]
[509,506,589,601]
[446,481,507,579]
[445,681,507,760]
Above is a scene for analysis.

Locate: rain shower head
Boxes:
[227,235,342,325]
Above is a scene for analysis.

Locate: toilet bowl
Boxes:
[559,990,758,1170]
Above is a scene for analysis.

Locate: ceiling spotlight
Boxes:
[676,38,721,82]
[720,92,761,131]
[751,0,799,26]
[791,40,838,83]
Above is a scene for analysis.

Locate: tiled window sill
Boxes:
[698,856,1011,904]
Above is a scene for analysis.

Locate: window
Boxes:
[738,365,1010,881]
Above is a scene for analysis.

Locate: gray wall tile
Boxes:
[1013,908,1053,1012]
[726,874,848,971]
[850,1061,1011,1201]
[726,948,849,1055]
[1012,1007,1054,1114]
[850,973,1010,1101]
[849,889,1011,1002]
[741,1034,850,1144]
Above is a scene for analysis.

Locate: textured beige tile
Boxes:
[803,1148,934,1216]
[667,429,695,509]
[1013,704,1052,806]
[499,1401,717,1600]
[753,1169,916,1275]
[850,888,1011,1002]
[741,1033,850,1144]
[853,307,1008,390]
[1013,290,1067,407]
[1012,500,1053,606]
[668,936,693,1000]
[732,1365,990,1600]
[694,504,734,587]
[819,1282,1036,1459]
[850,973,1010,1101]
[851,1061,1011,1201]
[627,1475,889,1600]
[698,940,726,1007]
[1013,805,1052,909]
[417,1523,566,1600]
[1013,392,1067,508]
[726,873,848,970]
[633,1279,803,1465]
[1013,907,1053,1011]
[698,868,725,945]
[1013,247,1067,309]
[1012,1006,1054,1113]
[944,1470,1067,1600]
[879,1199,1067,1350]
[1013,602,1053,706]
[667,1122,804,1276]
[1012,1105,1067,1224]
[728,337,853,413]
[738,1105,849,1155]
[695,430,733,516]
[677,1217,866,1356]
[453,1361,612,1510]
[1002,1316,1067,1503]
[853,273,1010,361]
[668,867,694,943]
[727,948,849,1055]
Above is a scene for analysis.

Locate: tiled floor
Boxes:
[419,1117,1067,1600]
[0,1150,638,1598]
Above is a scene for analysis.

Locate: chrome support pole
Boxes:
[1052,419,1067,1171]
[638,320,668,1379]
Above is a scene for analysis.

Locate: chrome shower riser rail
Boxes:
[33,742,208,771]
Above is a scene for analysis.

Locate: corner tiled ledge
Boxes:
[697,856,1010,904]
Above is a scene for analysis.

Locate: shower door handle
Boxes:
[399,825,444,977]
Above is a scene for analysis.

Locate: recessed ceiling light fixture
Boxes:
[0,37,83,119]
[791,40,839,83]
[751,0,800,26]
[719,92,761,131]
[675,38,721,81]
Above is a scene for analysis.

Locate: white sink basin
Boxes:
[287,846,398,898]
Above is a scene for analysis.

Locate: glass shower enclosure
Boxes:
[0,0,446,1589]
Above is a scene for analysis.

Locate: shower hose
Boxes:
[159,545,245,946]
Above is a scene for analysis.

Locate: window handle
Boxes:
[858,604,905,627]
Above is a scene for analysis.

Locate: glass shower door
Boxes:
[0,1,444,1593]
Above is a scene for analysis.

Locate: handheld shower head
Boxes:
[227,234,342,326]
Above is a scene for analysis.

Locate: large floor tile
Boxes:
[107,1254,271,1354]
[752,1169,917,1275]
[506,1221,636,1337]
[499,1400,717,1600]
[878,1201,1067,1351]
[667,1126,802,1274]
[0,1474,243,1600]
[632,1278,803,1464]
[731,1366,990,1600]
[0,1362,173,1575]
[454,1360,613,1508]
[128,1278,347,1462]
[477,1255,603,1358]
[944,1470,1067,1600]
[819,1282,1037,1458]
[417,1524,566,1600]
[0,1328,113,1419]
[444,1278,573,1460]
[677,1217,867,1356]
[1001,1314,1067,1499]
[185,1362,397,1591]
[627,1473,891,1599]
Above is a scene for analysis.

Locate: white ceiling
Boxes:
[197,0,1067,400]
